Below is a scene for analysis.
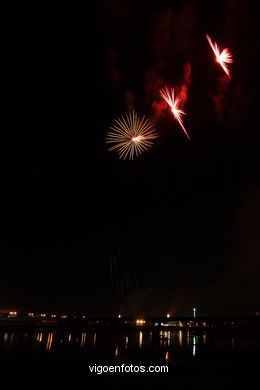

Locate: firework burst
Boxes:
[106,111,157,160]
[206,33,233,78]
[160,87,190,140]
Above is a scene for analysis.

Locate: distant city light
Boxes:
[193,308,196,318]
[166,313,171,318]
[136,319,146,325]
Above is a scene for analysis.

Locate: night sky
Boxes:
[2,1,259,317]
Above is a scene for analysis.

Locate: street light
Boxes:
[193,307,196,318]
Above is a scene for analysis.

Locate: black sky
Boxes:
[2,1,259,316]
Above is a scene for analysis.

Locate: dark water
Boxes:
[1,328,259,389]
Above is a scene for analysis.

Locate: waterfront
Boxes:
[1,327,259,388]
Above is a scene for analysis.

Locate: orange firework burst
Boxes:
[160,87,190,140]
[206,33,233,78]
[106,111,157,160]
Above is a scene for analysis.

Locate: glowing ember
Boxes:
[106,111,157,160]
[206,33,233,78]
[160,87,190,140]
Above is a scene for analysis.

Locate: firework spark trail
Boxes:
[160,87,190,140]
[206,34,233,78]
[106,111,158,160]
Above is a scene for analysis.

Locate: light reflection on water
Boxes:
[46,333,53,350]
[192,335,196,357]
[179,330,183,346]
[125,336,128,349]
[139,331,143,349]
[187,330,190,345]
[0,329,259,360]
[36,332,43,342]
[80,332,86,349]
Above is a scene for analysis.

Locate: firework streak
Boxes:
[160,87,190,140]
[206,34,233,78]
[106,111,158,160]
